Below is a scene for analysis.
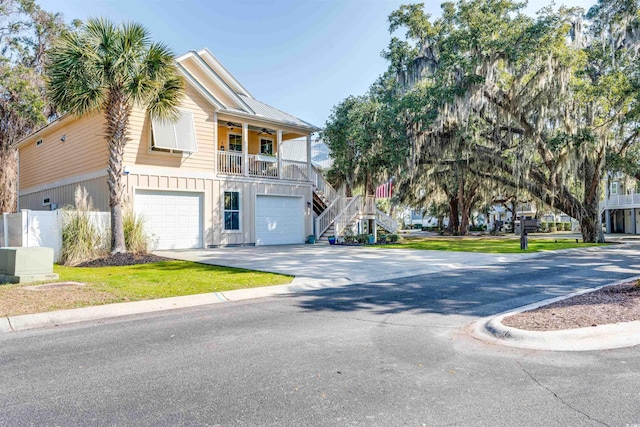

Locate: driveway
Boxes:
[156,244,536,284]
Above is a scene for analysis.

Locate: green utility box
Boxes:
[0,247,59,284]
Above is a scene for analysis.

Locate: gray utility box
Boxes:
[0,247,59,284]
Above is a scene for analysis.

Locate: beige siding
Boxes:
[124,85,215,172]
[19,175,109,212]
[19,114,107,190]
[123,172,312,246]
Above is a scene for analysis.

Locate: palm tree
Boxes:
[46,18,184,253]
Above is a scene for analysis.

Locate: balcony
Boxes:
[600,193,640,210]
[217,151,309,182]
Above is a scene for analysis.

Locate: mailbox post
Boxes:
[520,218,540,250]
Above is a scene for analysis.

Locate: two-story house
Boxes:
[15,49,326,250]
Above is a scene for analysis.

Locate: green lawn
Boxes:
[377,237,605,253]
[0,261,292,317]
[54,260,293,300]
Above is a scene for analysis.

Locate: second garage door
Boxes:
[134,190,203,250]
[255,195,304,246]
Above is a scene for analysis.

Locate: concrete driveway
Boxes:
[156,244,534,285]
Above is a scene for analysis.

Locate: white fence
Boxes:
[1,210,110,262]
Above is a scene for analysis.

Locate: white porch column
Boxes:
[242,123,249,177]
[306,134,312,181]
[605,209,612,234]
[213,112,218,175]
[277,129,283,180]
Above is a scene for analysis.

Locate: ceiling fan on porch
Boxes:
[257,128,273,136]
[226,121,241,130]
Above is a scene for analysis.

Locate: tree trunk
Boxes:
[446,196,459,234]
[105,88,131,254]
[0,147,17,213]
[459,207,470,236]
[578,194,605,243]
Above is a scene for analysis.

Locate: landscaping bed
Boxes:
[502,281,640,331]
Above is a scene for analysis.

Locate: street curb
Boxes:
[472,275,640,351]
[0,277,356,333]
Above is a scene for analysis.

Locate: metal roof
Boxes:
[237,95,318,130]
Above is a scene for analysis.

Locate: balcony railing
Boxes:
[218,151,243,175]
[600,193,640,209]
[217,152,309,182]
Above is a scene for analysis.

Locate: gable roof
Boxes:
[17,47,319,147]
[177,50,319,131]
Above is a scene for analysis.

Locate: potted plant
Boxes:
[307,235,316,244]
[367,234,375,244]
[327,235,336,245]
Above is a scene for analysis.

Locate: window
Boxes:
[151,110,198,153]
[36,139,43,147]
[611,182,618,195]
[260,138,273,155]
[224,191,240,231]
[229,134,242,152]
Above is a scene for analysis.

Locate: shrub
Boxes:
[388,234,399,243]
[342,229,356,244]
[563,222,572,231]
[60,187,108,266]
[540,222,548,232]
[550,225,558,232]
[377,234,387,244]
[413,223,422,229]
[555,222,563,230]
[124,209,150,254]
[355,233,368,244]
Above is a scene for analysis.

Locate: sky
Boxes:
[38,0,593,130]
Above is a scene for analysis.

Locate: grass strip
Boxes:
[0,261,292,317]
[377,237,604,253]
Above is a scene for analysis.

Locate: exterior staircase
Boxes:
[310,166,398,240]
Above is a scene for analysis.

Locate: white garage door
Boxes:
[255,195,304,246]
[135,190,203,250]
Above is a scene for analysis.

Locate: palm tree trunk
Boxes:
[105,88,131,253]
[0,144,18,213]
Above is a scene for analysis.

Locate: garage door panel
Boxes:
[135,190,202,250]
[256,196,304,246]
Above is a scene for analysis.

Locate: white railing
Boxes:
[217,151,243,175]
[362,196,376,215]
[315,197,342,239]
[334,196,362,237]
[310,165,338,205]
[248,154,278,179]
[281,159,308,181]
[217,153,309,182]
[601,193,640,209]
[376,209,398,232]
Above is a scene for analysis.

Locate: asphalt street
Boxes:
[2,246,640,426]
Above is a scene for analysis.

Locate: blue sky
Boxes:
[39,0,592,129]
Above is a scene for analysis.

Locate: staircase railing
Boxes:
[334,196,362,237]
[310,165,338,206]
[376,209,398,233]
[315,197,342,239]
